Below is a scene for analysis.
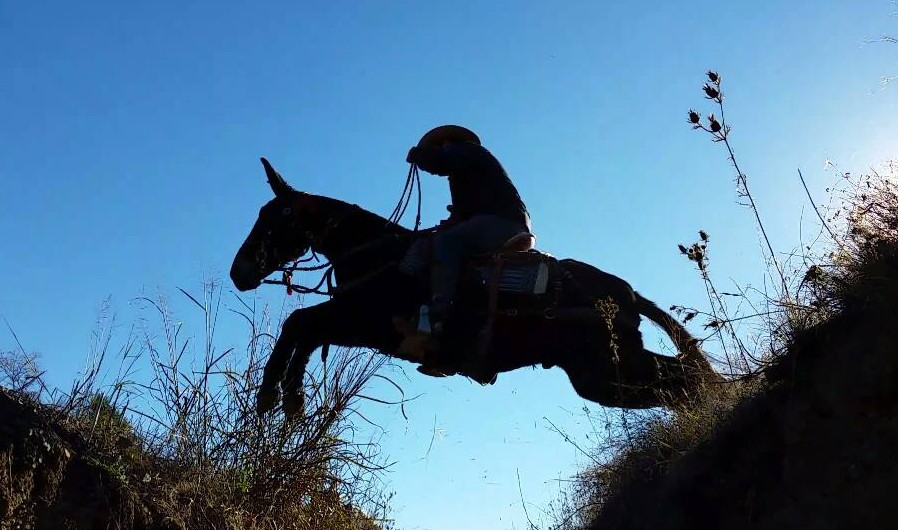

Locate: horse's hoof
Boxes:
[282,391,305,419]
[256,387,279,416]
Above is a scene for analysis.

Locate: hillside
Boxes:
[564,168,898,530]
[0,385,386,530]
[0,295,390,530]
[0,388,167,529]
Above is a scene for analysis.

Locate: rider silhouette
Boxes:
[406,125,532,373]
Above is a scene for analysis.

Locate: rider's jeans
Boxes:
[431,215,530,304]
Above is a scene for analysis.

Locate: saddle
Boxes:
[466,231,557,360]
[398,230,553,297]
[395,230,561,372]
[467,232,551,297]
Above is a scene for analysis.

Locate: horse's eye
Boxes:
[282,207,292,216]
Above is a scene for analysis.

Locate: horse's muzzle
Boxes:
[230,256,262,291]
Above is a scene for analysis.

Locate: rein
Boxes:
[388,163,423,231]
[263,236,399,297]
[262,255,334,296]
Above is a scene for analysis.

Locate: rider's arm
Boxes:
[411,143,484,176]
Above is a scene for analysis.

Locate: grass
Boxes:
[1,280,399,529]
[541,72,898,530]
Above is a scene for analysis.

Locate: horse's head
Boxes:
[230,158,318,291]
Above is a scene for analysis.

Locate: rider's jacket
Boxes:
[412,142,531,229]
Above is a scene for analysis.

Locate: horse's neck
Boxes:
[311,195,410,262]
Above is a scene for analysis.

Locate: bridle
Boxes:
[256,163,426,297]
[253,199,359,297]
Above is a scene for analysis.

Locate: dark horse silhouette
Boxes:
[230,158,722,417]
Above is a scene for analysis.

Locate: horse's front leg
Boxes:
[257,303,333,416]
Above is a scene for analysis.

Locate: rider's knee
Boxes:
[433,231,463,261]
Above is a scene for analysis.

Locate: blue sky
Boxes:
[2,1,896,528]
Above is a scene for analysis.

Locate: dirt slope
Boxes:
[0,389,168,530]
[584,179,898,530]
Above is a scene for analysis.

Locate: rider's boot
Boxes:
[417,297,498,385]
[427,295,452,336]
[415,296,457,377]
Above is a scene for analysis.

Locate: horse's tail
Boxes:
[634,292,702,359]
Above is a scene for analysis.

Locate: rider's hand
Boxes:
[406,146,418,164]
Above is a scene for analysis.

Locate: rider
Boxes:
[406,125,532,347]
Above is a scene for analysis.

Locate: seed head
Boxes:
[706,70,719,83]
[703,83,720,100]
[688,109,701,124]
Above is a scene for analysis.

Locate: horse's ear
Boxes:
[261,157,297,197]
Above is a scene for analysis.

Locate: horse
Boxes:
[229,158,723,417]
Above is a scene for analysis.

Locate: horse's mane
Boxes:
[309,193,415,237]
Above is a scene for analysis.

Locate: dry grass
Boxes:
[0,280,398,530]
[541,73,898,530]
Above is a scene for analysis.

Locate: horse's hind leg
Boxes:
[562,347,698,409]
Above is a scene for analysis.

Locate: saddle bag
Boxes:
[469,252,551,295]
